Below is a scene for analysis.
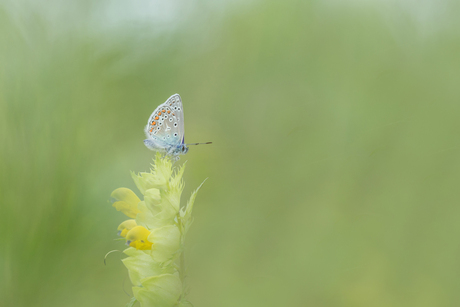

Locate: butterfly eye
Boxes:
[174,123,178,127]
[169,118,173,122]
[174,133,178,137]
[174,107,177,110]
[164,115,168,119]
[177,107,181,111]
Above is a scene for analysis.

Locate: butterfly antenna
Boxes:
[187,142,212,146]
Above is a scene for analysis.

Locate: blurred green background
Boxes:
[2,0,460,306]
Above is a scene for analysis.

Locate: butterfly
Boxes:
[144,94,211,159]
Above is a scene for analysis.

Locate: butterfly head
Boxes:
[181,144,189,155]
[159,143,188,157]
[175,136,188,155]
[172,143,188,155]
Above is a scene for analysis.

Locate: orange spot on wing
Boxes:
[167,110,171,114]
[152,121,156,125]
[162,110,166,113]
[158,112,162,116]
[155,116,159,120]
[149,128,153,132]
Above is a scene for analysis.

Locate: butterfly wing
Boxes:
[144,94,185,148]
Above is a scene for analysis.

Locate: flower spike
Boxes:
[109,153,206,307]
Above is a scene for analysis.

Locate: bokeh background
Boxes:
[2,0,460,306]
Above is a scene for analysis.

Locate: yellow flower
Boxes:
[110,153,206,307]
[117,219,137,238]
[111,188,141,218]
[126,226,153,250]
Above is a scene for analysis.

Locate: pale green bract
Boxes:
[110,153,203,307]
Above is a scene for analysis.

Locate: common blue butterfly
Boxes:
[144,94,211,158]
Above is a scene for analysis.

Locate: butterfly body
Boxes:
[143,138,189,156]
[144,93,211,158]
[144,94,188,158]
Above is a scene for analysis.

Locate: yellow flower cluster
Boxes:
[110,153,203,307]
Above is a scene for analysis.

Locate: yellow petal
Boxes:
[111,188,141,218]
[126,226,154,250]
[117,219,138,238]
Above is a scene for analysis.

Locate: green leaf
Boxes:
[148,225,181,262]
[180,179,206,233]
[133,274,182,307]
[122,248,175,286]
[176,299,194,307]
[169,161,186,190]
[125,297,137,307]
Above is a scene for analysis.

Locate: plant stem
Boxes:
[178,214,186,284]
[180,247,186,283]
